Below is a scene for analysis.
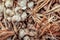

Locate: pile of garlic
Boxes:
[18,0,34,10]
[6,11,27,22]
[4,0,35,22]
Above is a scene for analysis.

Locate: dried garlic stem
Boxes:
[33,0,50,13]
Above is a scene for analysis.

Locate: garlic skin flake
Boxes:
[21,12,27,21]
[12,14,21,22]
[5,0,13,7]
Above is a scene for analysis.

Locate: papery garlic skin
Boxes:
[21,12,27,21]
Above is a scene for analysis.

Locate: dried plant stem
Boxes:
[0,30,14,40]
[33,0,50,13]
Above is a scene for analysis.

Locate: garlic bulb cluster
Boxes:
[11,12,27,22]
[5,0,13,7]
[4,0,34,22]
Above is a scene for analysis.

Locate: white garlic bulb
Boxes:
[6,9,14,16]
[21,12,27,21]
[12,14,21,22]
[28,2,34,8]
[5,0,13,7]
[23,36,30,40]
[18,0,27,10]
[19,29,26,38]
[15,6,20,13]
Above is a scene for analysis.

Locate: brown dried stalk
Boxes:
[0,22,6,30]
[0,30,14,40]
[39,23,51,37]
[33,0,50,13]
[45,5,60,13]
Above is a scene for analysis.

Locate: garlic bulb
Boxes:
[19,29,26,38]
[28,2,34,8]
[12,14,21,22]
[18,0,27,10]
[21,12,27,21]
[6,9,14,16]
[15,6,20,13]
[5,0,13,7]
[23,36,30,40]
